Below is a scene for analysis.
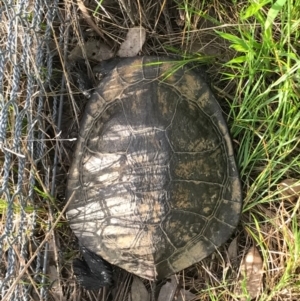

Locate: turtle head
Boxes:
[73,245,113,290]
[68,59,94,99]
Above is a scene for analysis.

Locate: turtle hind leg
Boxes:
[73,246,113,290]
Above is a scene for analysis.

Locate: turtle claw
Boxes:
[73,246,113,290]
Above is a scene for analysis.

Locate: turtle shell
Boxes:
[66,56,242,281]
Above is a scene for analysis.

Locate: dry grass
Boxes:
[0,0,299,300]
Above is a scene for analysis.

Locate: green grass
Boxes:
[210,0,299,300]
[175,0,300,300]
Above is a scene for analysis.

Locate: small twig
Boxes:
[1,192,75,301]
[1,145,26,158]
[119,0,135,26]
[77,0,113,47]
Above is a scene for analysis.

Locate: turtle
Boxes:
[66,56,242,290]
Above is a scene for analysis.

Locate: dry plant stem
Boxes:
[113,273,132,301]
[49,213,64,298]
[52,20,80,128]
[136,0,142,27]
[119,0,135,25]
[77,0,113,48]
[1,192,75,301]
[213,84,235,101]
[11,244,40,298]
[162,2,174,38]
[154,0,167,30]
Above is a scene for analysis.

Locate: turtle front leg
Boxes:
[73,245,113,290]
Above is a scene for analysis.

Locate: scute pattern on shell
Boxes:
[66,56,242,281]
